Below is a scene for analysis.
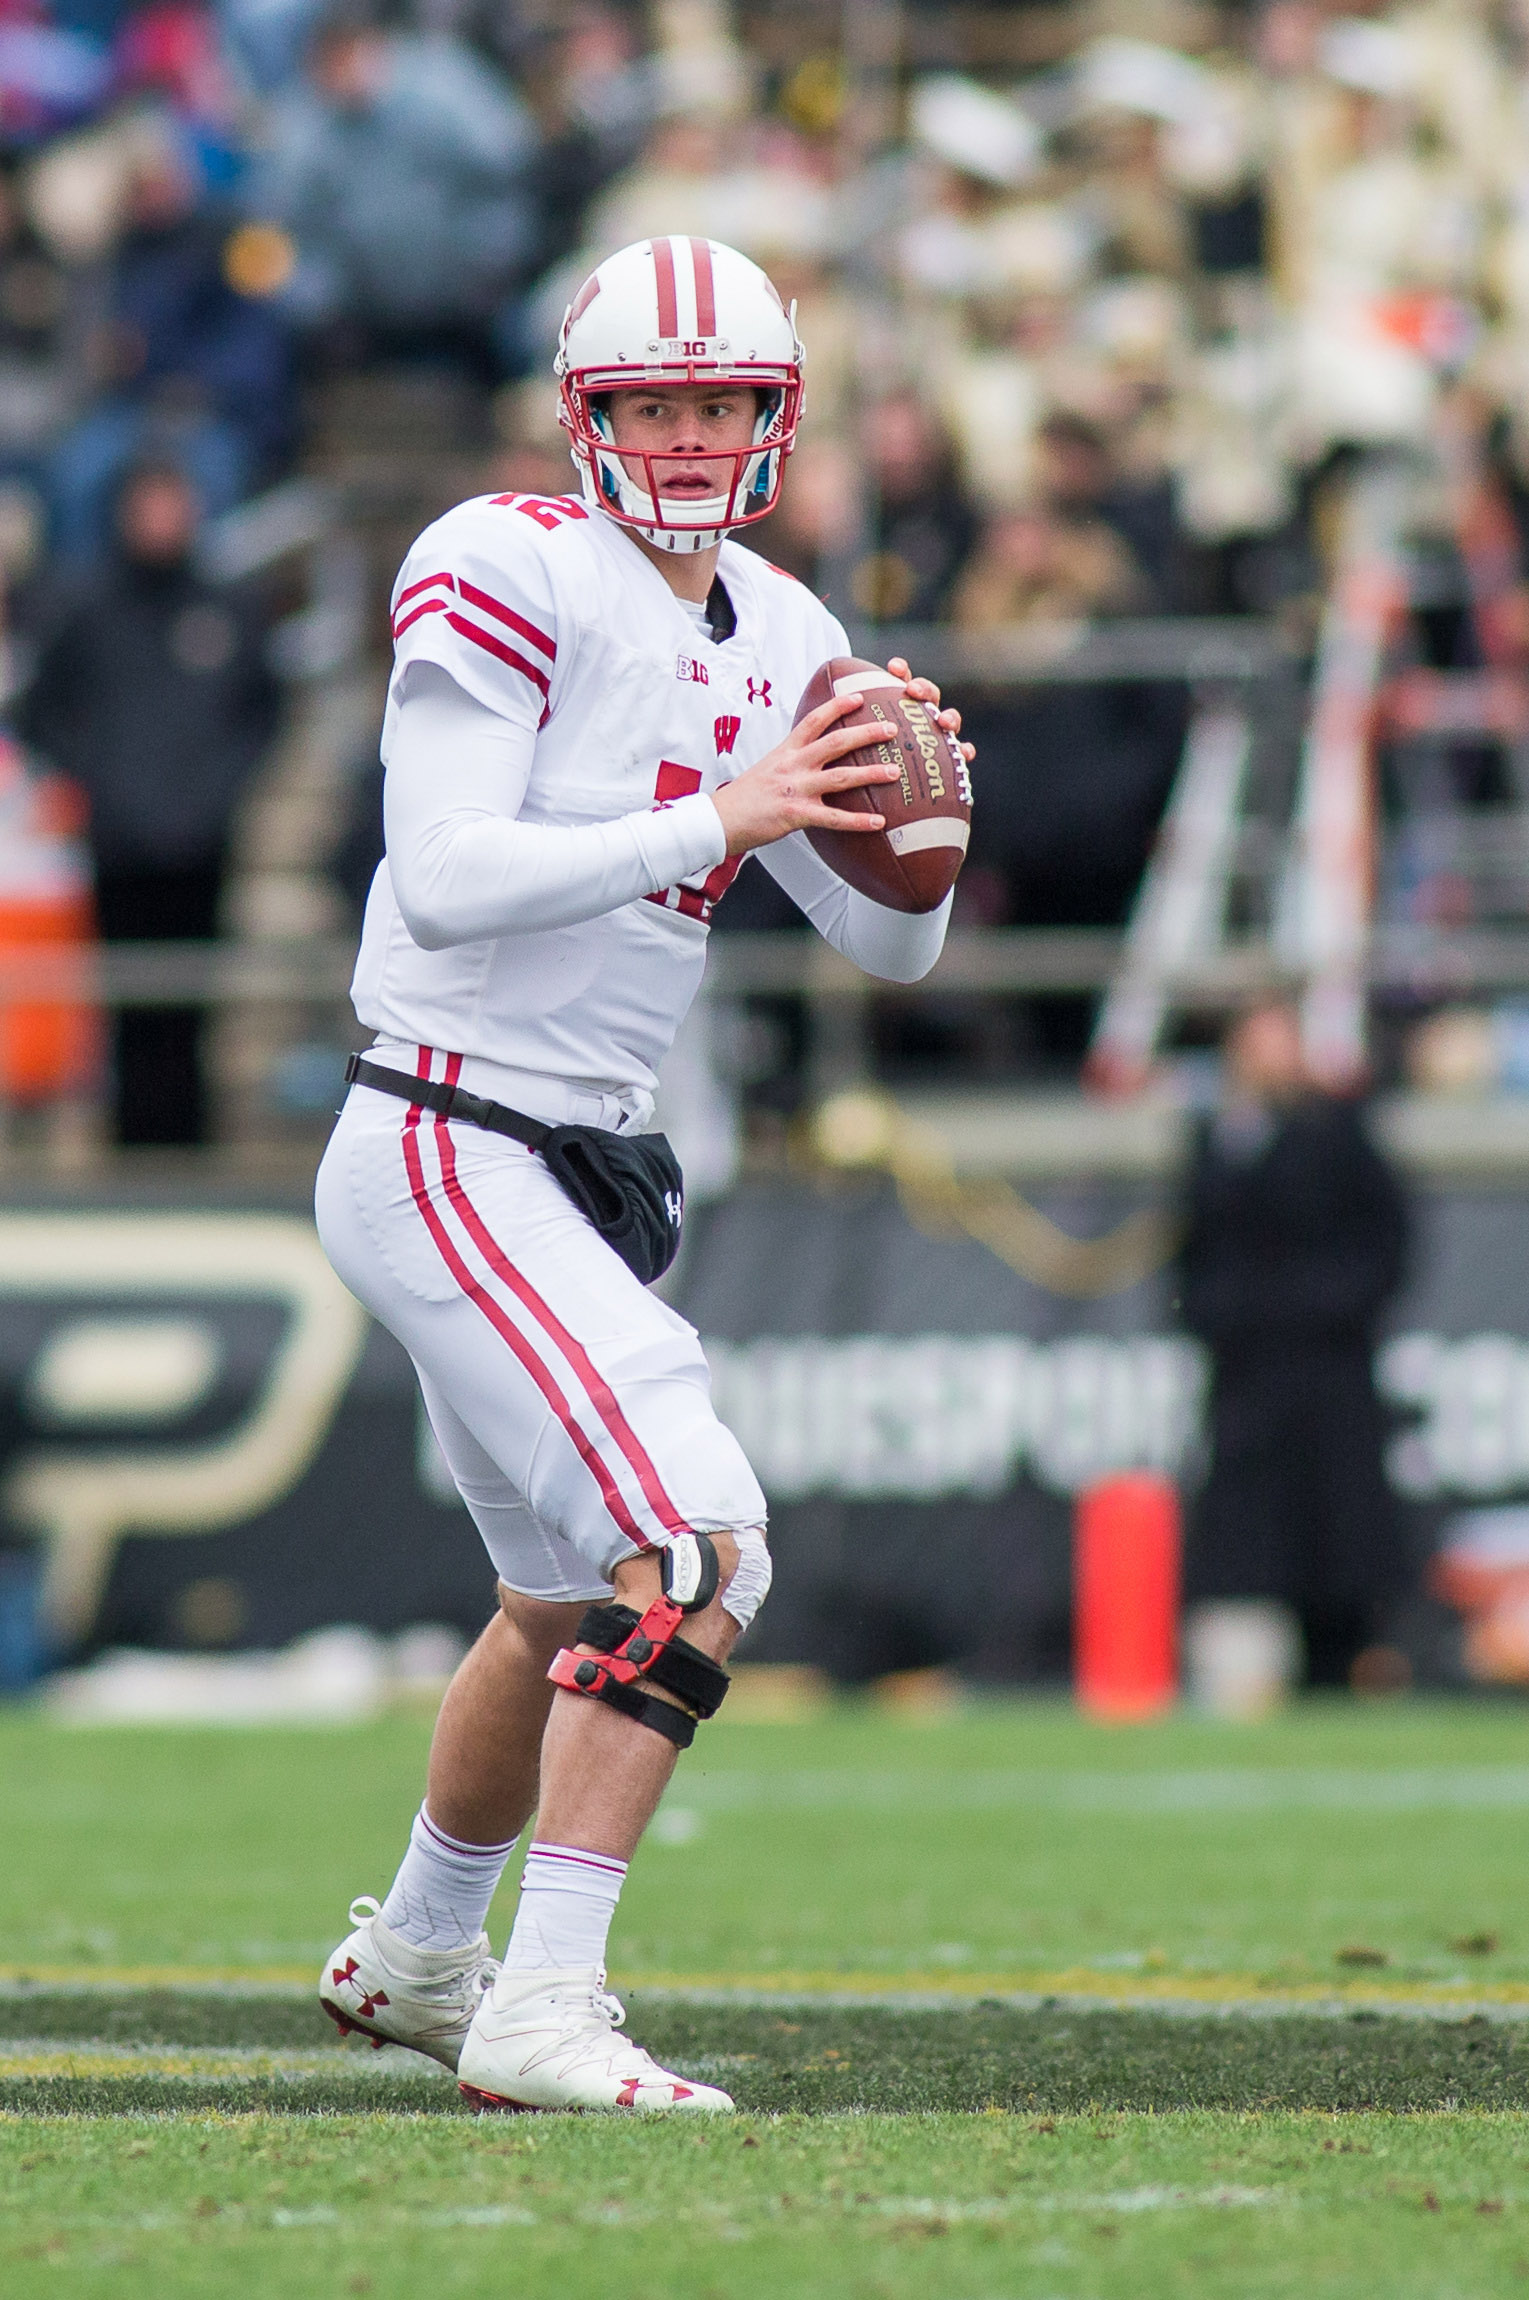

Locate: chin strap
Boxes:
[546,1533,729,1750]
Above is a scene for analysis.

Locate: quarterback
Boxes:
[313,234,973,2111]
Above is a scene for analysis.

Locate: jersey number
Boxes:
[491,494,590,531]
[647,760,741,923]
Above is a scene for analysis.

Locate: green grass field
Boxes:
[9,1692,1529,2296]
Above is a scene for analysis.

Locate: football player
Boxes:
[315,235,973,2110]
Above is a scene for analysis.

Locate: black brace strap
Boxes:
[560,1658,699,1748]
[576,1602,730,1718]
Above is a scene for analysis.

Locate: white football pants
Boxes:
[314,1053,767,1604]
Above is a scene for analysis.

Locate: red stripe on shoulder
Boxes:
[443,611,552,702]
[393,596,451,639]
[396,570,456,608]
[455,577,557,664]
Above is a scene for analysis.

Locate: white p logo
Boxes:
[1,1214,367,1642]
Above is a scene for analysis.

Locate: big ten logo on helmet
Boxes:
[714,715,741,755]
[0,1214,366,1646]
[677,656,709,685]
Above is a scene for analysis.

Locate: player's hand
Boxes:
[711,692,902,857]
[886,657,977,765]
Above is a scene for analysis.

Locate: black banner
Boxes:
[0,1177,1524,1677]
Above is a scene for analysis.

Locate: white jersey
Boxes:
[351,490,948,1123]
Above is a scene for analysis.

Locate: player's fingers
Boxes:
[902,671,941,707]
[793,691,862,739]
[937,705,961,733]
[798,802,886,831]
[960,741,975,761]
[799,720,886,767]
[814,758,900,792]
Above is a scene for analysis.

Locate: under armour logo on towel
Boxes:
[713,714,741,755]
[664,1190,683,1231]
[747,677,772,707]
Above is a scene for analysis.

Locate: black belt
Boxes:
[343,1052,561,1148]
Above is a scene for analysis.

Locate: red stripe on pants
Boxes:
[400,1055,654,1551]
[428,1089,693,1542]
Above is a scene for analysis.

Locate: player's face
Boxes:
[604,384,760,502]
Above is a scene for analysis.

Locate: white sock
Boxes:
[501,1841,628,1974]
[379,1805,518,1952]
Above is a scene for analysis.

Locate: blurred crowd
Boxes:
[3,0,1529,1128]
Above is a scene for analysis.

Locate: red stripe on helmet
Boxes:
[568,271,600,325]
[689,237,716,336]
[652,237,678,338]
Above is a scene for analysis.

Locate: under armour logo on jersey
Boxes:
[677,655,709,685]
[713,714,741,755]
[747,678,772,707]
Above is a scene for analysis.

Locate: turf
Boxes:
[7,2108,1529,2299]
[10,1694,1529,2296]
[7,1697,1529,1990]
[4,1994,1529,2114]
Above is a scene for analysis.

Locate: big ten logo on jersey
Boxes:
[677,655,709,685]
[646,760,742,923]
[714,715,741,755]
[489,494,590,531]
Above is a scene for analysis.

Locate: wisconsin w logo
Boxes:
[713,715,741,755]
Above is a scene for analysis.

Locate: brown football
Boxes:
[794,656,972,914]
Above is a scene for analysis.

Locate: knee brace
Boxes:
[546,1532,730,1750]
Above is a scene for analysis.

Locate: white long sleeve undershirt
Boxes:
[384,663,726,949]
[383,660,951,981]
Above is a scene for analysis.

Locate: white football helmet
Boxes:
[556,236,804,553]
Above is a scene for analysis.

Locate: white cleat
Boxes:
[319,1896,497,2070]
[457,1965,734,2114]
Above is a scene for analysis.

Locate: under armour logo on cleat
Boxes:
[332,1957,389,2020]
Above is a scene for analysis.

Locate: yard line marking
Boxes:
[9,1973,1529,2019]
[0,1967,315,1989]
[0,2042,454,2078]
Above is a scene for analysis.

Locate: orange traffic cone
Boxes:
[1074,1472,1180,1719]
[0,739,98,1102]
